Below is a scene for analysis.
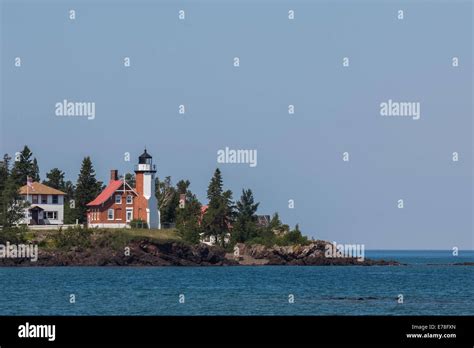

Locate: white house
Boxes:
[19,182,66,225]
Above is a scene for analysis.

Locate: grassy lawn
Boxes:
[112,228,181,242]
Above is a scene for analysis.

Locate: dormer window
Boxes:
[115,194,122,204]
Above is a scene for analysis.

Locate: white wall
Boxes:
[89,223,129,229]
[20,194,65,225]
[143,172,160,229]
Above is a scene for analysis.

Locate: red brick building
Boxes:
[87,150,160,229]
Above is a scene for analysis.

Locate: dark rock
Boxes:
[0,239,401,267]
[232,242,401,266]
[0,240,236,267]
[453,262,474,266]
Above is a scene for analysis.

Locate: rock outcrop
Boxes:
[0,240,236,267]
[0,240,400,266]
[229,242,400,266]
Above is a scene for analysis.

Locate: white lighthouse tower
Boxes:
[134,149,160,229]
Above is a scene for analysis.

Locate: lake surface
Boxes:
[0,251,472,315]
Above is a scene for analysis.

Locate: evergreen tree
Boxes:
[124,173,135,188]
[202,169,234,247]
[269,212,281,230]
[63,180,77,224]
[63,180,75,198]
[175,182,202,244]
[232,189,259,243]
[32,158,40,182]
[43,168,66,190]
[207,168,223,202]
[75,157,102,223]
[0,155,11,226]
[176,179,190,195]
[1,175,28,227]
[280,224,309,245]
[0,153,29,227]
[10,146,40,186]
[268,212,289,235]
[0,155,11,197]
[156,176,178,225]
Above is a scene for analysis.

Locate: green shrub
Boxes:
[276,227,309,246]
[0,226,28,244]
[94,230,131,250]
[246,228,277,247]
[177,226,201,244]
[51,226,92,250]
[130,219,148,229]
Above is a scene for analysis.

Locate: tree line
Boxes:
[0,146,309,247]
[0,145,103,227]
[159,168,309,247]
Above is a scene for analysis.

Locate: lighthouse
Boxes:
[134,149,160,229]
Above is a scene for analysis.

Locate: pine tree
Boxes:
[63,181,75,198]
[176,179,190,195]
[63,180,77,224]
[124,173,135,188]
[10,146,40,186]
[75,157,102,223]
[269,212,282,230]
[175,182,202,244]
[207,168,223,203]
[32,158,40,182]
[156,176,178,225]
[43,168,66,190]
[202,168,234,247]
[0,155,11,226]
[233,189,259,243]
[1,175,28,227]
[280,224,309,245]
[0,153,29,227]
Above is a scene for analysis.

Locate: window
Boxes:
[32,195,38,204]
[41,195,48,204]
[52,195,58,204]
[115,194,122,204]
[126,209,133,222]
[126,195,133,204]
[107,209,114,220]
[45,211,58,220]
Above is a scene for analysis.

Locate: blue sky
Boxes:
[1,0,472,249]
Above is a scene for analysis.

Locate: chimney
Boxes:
[110,170,119,181]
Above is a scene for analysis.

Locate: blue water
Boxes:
[0,251,472,315]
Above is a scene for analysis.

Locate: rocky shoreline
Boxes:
[0,239,402,267]
[228,242,400,266]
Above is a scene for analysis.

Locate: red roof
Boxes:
[87,180,124,206]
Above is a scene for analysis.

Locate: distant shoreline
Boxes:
[2,228,472,267]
